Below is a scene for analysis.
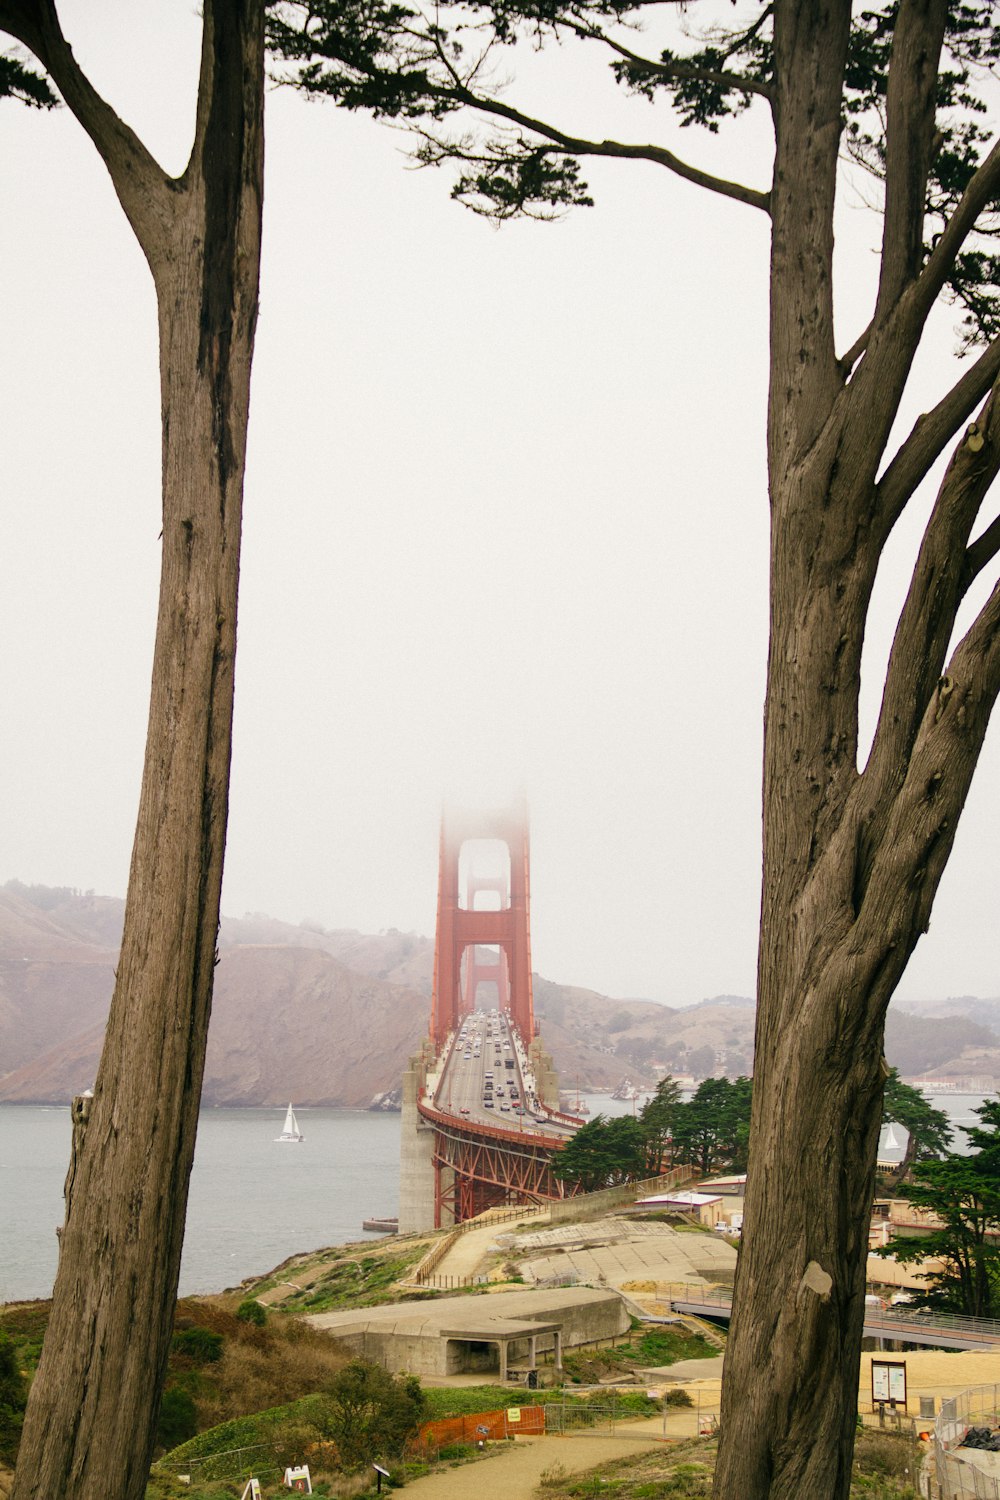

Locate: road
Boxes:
[427,1009,576,1141]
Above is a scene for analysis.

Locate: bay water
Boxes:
[0,1105,401,1303]
[0,1091,990,1304]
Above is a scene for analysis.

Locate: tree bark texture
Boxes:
[714,2,1000,1496]
[4,4,264,1497]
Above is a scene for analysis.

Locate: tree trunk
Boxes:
[712,2,996,1495]
[9,5,264,1498]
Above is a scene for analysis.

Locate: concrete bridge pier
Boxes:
[398,1050,437,1233]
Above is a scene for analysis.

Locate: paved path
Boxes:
[427,1213,551,1283]
[402,1415,688,1499]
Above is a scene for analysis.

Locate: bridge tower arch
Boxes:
[430,801,535,1047]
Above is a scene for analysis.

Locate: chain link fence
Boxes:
[935,1386,1000,1498]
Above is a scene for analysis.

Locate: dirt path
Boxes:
[403,1416,676,1500]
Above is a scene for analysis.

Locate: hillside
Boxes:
[1,881,998,1105]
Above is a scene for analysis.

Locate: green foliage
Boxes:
[157,1392,328,1474]
[552,1113,648,1191]
[881,1068,953,1183]
[272,1246,424,1314]
[0,56,58,109]
[878,1099,1000,1317]
[553,1072,752,1187]
[669,1076,753,1175]
[156,1386,198,1450]
[436,1440,477,1459]
[561,1324,716,1383]
[0,1331,27,1466]
[638,1075,684,1172]
[0,1300,48,1372]
[172,1327,224,1363]
[319,1359,426,1471]
[235,1299,268,1326]
[270,1,1000,340]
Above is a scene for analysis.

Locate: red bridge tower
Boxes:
[430,802,535,1047]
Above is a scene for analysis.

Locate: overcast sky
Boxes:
[3,2,998,1009]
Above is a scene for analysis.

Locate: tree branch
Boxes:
[874,0,947,319]
[864,383,1000,816]
[876,333,1000,530]
[565,21,773,107]
[0,0,175,264]
[964,509,1000,588]
[910,136,1000,323]
[446,81,770,212]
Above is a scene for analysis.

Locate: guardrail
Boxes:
[870,1308,1000,1343]
[666,1285,1000,1350]
[417,1097,573,1155]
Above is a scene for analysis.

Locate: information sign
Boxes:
[871,1360,907,1408]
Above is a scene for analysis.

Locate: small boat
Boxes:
[274,1103,304,1142]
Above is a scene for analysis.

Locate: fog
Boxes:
[3,1,998,1007]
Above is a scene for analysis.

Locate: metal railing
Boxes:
[665,1285,1000,1348]
[870,1308,1000,1344]
[934,1386,1000,1499]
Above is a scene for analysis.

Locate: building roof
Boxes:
[306,1285,622,1341]
[634,1191,723,1208]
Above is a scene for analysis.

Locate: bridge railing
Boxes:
[667,1285,1000,1347]
[417,1097,569,1155]
[867,1307,1000,1343]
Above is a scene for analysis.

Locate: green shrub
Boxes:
[172,1327,224,1363]
[235,1299,267,1327]
[0,1331,27,1465]
[436,1441,477,1460]
[157,1387,198,1449]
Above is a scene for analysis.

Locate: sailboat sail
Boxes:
[275,1103,304,1142]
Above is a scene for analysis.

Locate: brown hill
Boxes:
[3,882,997,1104]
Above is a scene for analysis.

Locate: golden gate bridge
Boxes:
[399,801,584,1230]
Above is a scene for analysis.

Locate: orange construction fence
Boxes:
[416,1405,546,1450]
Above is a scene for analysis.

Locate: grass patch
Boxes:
[420,1385,662,1422]
[532,1430,922,1498]
[270,1247,426,1315]
[561,1325,717,1383]
[157,1391,328,1471]
[0,1301,50,1375]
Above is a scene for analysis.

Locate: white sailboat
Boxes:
[274,1103,304,1143]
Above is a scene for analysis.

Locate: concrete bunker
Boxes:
[307,1285,627,1380]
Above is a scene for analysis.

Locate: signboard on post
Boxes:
[871,1360,907,1409]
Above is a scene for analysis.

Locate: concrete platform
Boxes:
[505,1217,737,1291]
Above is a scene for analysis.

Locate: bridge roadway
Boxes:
[425,1009,578,1141]
[670,1288,1000,1352]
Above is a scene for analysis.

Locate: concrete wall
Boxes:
[548,1168,692,1224]
[320,1290,630,1378]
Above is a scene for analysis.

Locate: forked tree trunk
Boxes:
[714,2,1000,1495]
[7,4,264,1497]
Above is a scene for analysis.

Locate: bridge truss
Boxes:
[419,1102,579,1224]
